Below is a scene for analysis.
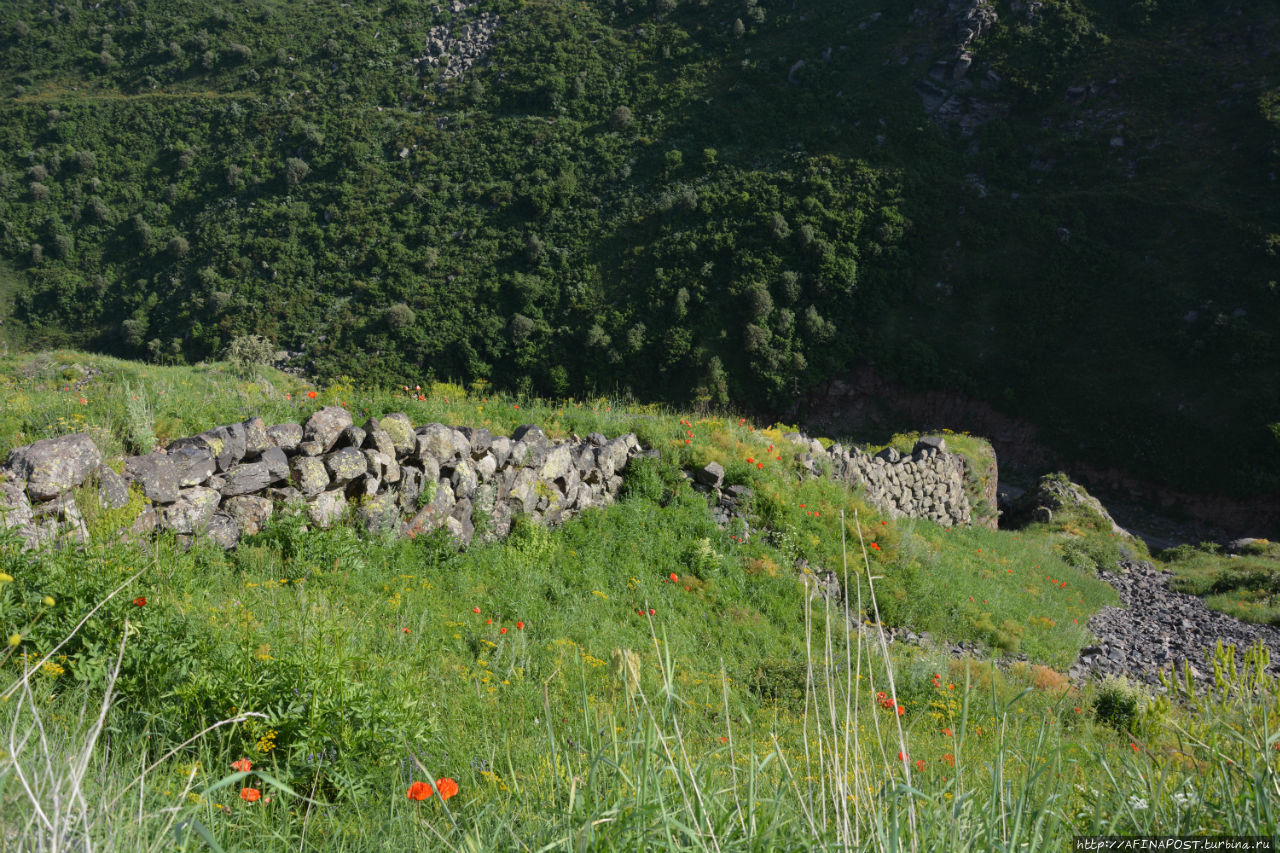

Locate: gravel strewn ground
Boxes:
[1070,559,1280,689]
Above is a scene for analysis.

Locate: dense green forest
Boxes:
[0,0,1277,498]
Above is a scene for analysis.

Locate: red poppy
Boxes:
[500,627,508,635]
[240,787,261,802]
[79,398,87,405]
[516,621,524,630]
[1130,742,1139,752]
[881,520,888,525]
[897,705,905,716]
[942,753,955,767]
[436,777,459,801]
[648,608,656,615]
[898,751,907,762]
[307,391,317,399]
[407,781,433,800]
[915,759,925,772]
[231,758,253,772]
[870,543,880,551]
[486,618,492,624]
[685,586,690,592]
[746,457,754,464]
[472,606,481,614]
[133,596,147,607]
[669,573,678,582]
[719,736,728,743]
[942,728,952,737]
[757,462,763,468]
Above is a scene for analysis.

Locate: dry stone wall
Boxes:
[0,412,983,554]
[782,432,974,526]
[0,406,648,551]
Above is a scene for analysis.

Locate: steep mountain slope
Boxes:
[0,0,1276,501]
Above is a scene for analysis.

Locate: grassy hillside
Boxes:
[0,0,1277,500]
[2,352,1280,849]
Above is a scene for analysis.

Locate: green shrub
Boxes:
[1092,675,1145,734]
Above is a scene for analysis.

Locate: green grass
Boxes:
[1,352,1278,848]
[1161,540,1280,625]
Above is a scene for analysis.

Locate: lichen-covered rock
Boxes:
[695,462,725,488]
[458,426,492,458]
[365,449,399,484]
[415,423,470,463]
[355,492,399,534]
[0,475,37,548]
[124,453,180,504]
[308,489,347,528]
[337,425,366,450]
[162,486,221,534]
[204,512,241,549]
[305,406,353,453]
[326,447,367,486]
[243,417,271,458]
[266,422,303,452]
[260,446,291,481]
[475,453,498,483]
[596,439,629,480]
[361,422,397,460]
[203,423,247,472]
[489,436,512,468]
[397,465,423,512]
[378,413,416,457]
[451,459,479,500]
[509,439,548,471]
[168,445,215,487]
[31,492,89,546]
[507,468,538,514]
[223,495,273,537]
[221,462,278,497]
[403,480,455,537]
[446,498,475,545]
[96,464,130,510]
[6,433,101,501]
[540,444,573,481]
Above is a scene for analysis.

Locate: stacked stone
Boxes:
[782,432,972,527]
[0,407,645,551]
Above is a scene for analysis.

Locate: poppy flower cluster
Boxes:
[870,542,881,551]
[472,607,525,634]
[133,596,147,607]
[876,691,904,716]
[407,777,459,801]
[942,753,955,767]
[679,419,695,444]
